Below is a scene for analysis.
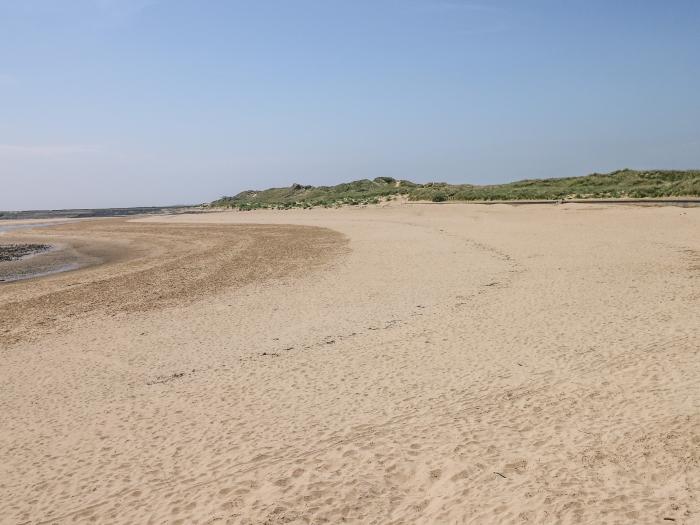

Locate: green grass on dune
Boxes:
[210,170,700,210]
[211,177,415,210]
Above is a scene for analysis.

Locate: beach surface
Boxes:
[0,203,698,524]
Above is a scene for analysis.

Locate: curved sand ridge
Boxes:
[0,219,347,346]
[0,204,699,524]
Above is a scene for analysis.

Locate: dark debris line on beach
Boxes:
[0,244,51,262]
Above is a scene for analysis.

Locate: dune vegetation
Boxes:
[210,169,700,210]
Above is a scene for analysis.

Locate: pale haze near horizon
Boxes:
[1,0,699,211]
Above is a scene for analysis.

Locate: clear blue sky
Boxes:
[1,0,699,210]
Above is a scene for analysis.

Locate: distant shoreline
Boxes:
[0,205,204,221]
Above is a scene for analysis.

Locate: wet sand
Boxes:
[0,203,699,524]
[0,243,84,283]
[0,220,94,283]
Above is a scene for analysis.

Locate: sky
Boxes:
[1,0,699,210]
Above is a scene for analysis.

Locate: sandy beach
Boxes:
[1,202,698,524]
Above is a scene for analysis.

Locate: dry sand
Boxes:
[0,203,698,524]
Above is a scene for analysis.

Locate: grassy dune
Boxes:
[211,169,700,209]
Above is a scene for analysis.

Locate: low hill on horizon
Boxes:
[211,169,700,209]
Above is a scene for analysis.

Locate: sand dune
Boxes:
[0,203,698,524]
